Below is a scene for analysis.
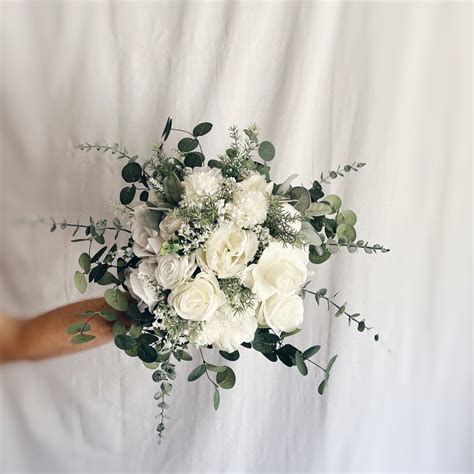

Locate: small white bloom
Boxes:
[238,173,273,195]
[193,304,258,352]
[168,272,226,321]
[282,203,302,232]
[182,166,223,202]
[159,213,183,241]
[228,190,268,228]
[125,261,159,311]
[258,294,304,334]
[249,241,308,300]
[197,225,258,279]
[155,253,196,290]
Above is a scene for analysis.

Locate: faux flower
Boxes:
[248,241,308,300]
[182,166,223,202]
[238,173,273,195]
[168,272,226,321]
[196,225,258,278]
[132,226,163,259]
[155,253,196,290]
[228,190,268,228]
[257,294,304,334]
[159,213,183,241]
[193,304,258,352]
[125,261,159,311]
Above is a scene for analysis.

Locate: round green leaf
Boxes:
[163,173,183,205]
[104,288,128,311]
[192,122,213,137]
[98,309,119,322]
[138,345,157,363]
[114,334,137,350]
[336,223,357,242]
[309,245,331,264]
[216,367,236,389]
[208,159,223,169]
[258,141,275,161]
[178,137,199,153]
[67,322,91,335]
[71,333,96,344]
[290,187,311,212]
[295,351,308,376]
[120,186,136,205]
[336,209,357,226]
[79,253,91,273]
[219,350,240,361]
[121,162,142,183]
[184,152,205,168]
[74,271,87,294]
[323,194,342,212]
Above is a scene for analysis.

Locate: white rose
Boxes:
[197,225,258,279]
[132,226,163,259]
[249,241,308,300]
[159,213,183,241]
[182,166,223,202]
[282,203,302,232]
[155,253,196,290]
[125,261,159,311]
[168,272,226,321]
[258,294,304,334]
[238,173,273,195]
[228,190,268,228]
[193,304,258,352]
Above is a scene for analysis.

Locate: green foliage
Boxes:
[184,152,205,168]
[216,367,236,389]
[290,186,311,213]
[71,333,96,344]
[178,137,199,153]
[193,122,213,137]
[79,253,91,273]
[104,288,128,311]
[162,117,172,140]
[114,334,137,351]
[336,223,357,242]
[258,141,275,161]
[122,162,142,183]
[188,364,206,381]
[163,172,183,205]
[67,322,91,335]
[120,186,136,205]
[74,271,87,293]
[219,350,240,361]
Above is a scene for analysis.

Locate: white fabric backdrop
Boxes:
[0,1,471,473]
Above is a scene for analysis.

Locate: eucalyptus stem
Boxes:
[199,349,218,388]
[171,128,203,154]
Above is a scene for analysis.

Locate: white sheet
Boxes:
[0,1,471,472]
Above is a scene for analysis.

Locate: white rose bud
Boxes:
[155,253,196,290]
[196,225,259,279]
[168,272,226,321]
[159,213,183,241]
[249,241,308,300]
[258,294,304,334]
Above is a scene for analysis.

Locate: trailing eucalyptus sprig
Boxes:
[319,162,366,183]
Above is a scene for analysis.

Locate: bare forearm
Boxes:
[0,298,125,363]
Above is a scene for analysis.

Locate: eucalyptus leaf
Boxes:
[213,387,220,410]
[71,333,95,344]
[187,364,206,382]
[99,309,119,322]
[192,122,213,137]
[178,137,199,153]
[336,209,357,226]
[74,271,87,294]
[219,350,240,361]
[163,173,183,205]
[184,152,205,168]
[336,223,357,242]
[79,253,91,273]
[120,186,136,205]
[302,345,321,358]
[306,202,333,217]
[216,367,236,389]
[258,141,275,161]
[290,187,311,212]
[299,221,322,247]
[104,288,128,311]
[323,194,342,212]
[121,162,142,183]
[295,351,308,376]
[114,334,137,351]
[67,322,91,335]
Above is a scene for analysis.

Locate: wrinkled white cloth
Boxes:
[0,2,471,473]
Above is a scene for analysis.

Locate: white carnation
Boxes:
[257,294,304,334]
[228,190,268,228]
[193,304,258,352]
[182,166,223,202]
[155,253,196,290]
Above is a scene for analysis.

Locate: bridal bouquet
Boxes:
[50,119,388,439]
